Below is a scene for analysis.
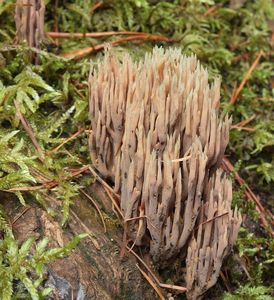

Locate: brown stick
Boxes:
[62,35,173,59]
[230,51,264,105]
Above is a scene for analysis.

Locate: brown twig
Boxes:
[230,50,264,105]
[222,157,274,233]
[126,246,163,285]
[62,35,173,59]
[14,100,45,161]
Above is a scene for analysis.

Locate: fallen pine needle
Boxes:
[231,126,256,132]
[171,155,192,163]
[70,209,101,250]
[127,246,187,293]
[88,165,120,199]
[48,31,149,39]
[104,186,123,219]
[230,50,264,105]
[136,264,165,300]
[7,165,89,192]
[91,1,103,13]
[233,114,256,128]
[159,283,187,293]
[126,246,162,285]
[63,34,173,59]
[80,189,107,233]
[204,5,219,17]
[222,157,274,234]
[12,207,32,226]
[14,100,45,161]
[47,127,85,156]
[195,212,229,230]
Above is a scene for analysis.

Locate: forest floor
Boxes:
[0,0,273,299]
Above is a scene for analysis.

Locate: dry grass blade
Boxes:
[231,114,256,132]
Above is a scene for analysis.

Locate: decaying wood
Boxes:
[2,184,156,300]
[89,47,242,298]
[15,0,45,48]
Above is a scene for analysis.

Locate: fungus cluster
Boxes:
[89,47,241,299]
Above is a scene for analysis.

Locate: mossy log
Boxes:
[2,182,155,300]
